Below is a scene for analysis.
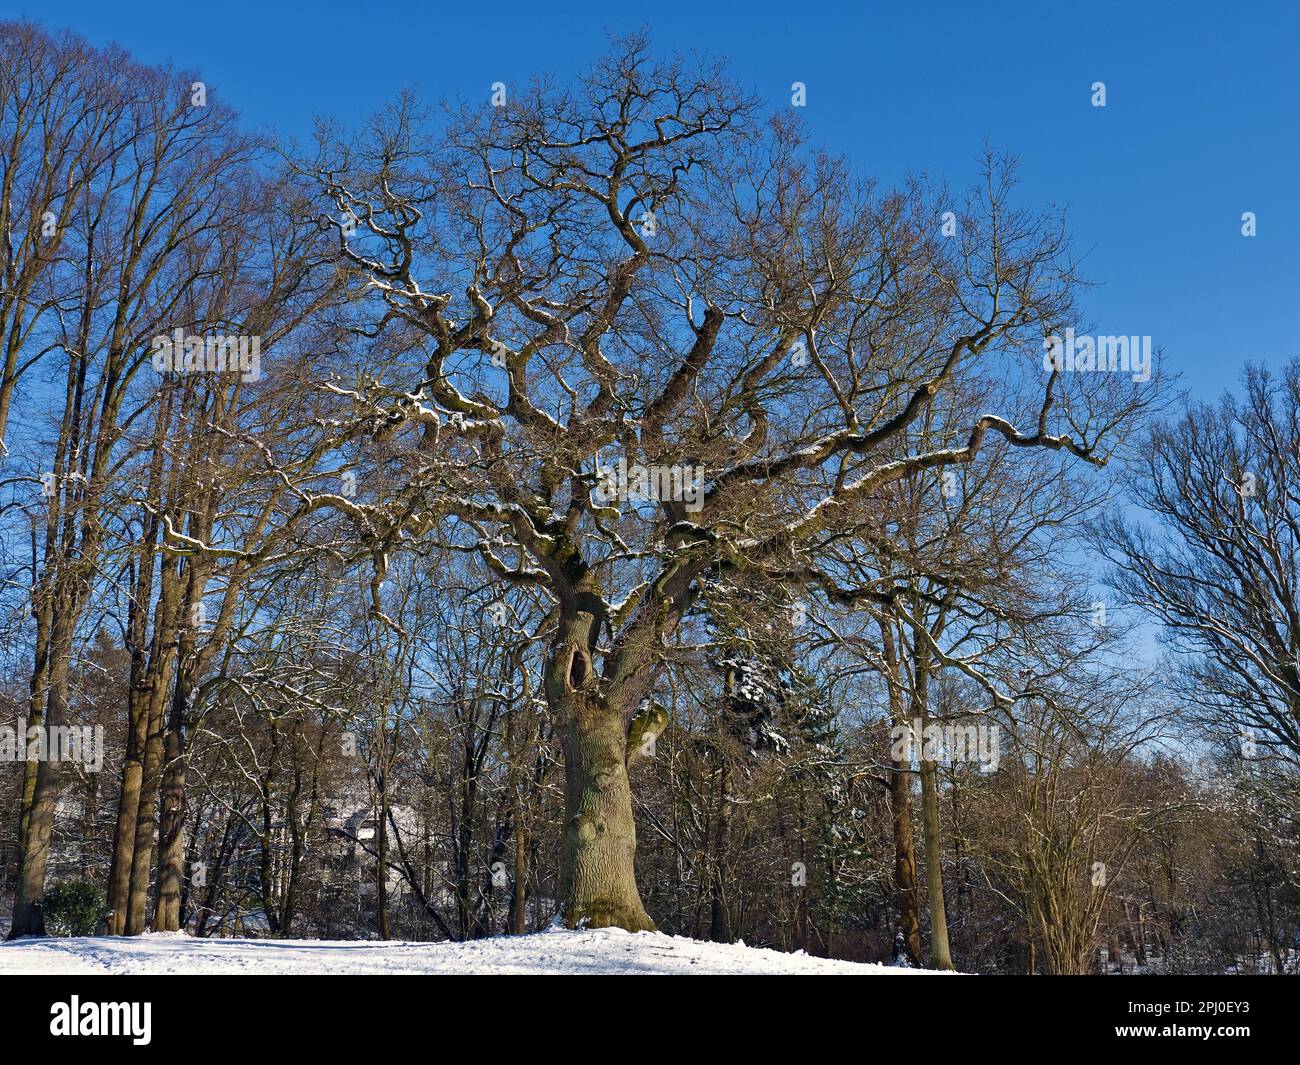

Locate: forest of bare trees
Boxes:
[1,21,1296,975]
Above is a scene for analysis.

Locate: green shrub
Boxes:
[42,880,107,937]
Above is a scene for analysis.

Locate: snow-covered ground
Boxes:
[0,926,945,975]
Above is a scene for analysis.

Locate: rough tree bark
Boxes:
[8,613,73,937]
[549,613,655,932]
[153,668,194,932]
[125,578,179,935]
[913,642,954,970]
[880,620,923,962]
[555,701,653,931]
[15,592,50,860]
[106,420,171,934]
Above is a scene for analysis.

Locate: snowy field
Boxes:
[0,926,943,975]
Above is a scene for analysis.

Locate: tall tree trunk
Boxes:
[888,765,922,961]
[125,666,170,934]
[914,641,954,970]
[154,542,211,932]
[919,756,954,969]
[16,593,51,855]
[107,679,150,935]
[880,620,922,962]
[155,385,227,933]
[106,386,170,934]
[152,681,191,932]
[123,510,182,934]
[8,614,73,937]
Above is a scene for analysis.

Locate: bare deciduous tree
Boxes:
[297,36,1143,930]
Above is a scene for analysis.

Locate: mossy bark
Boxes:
[549,622,655,933]
[555,695,654,931]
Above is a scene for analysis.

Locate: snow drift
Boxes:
[0,926,947,975]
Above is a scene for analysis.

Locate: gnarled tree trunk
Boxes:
[548,617,656,932]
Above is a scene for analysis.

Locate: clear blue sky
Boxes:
[4,0,1297,402]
